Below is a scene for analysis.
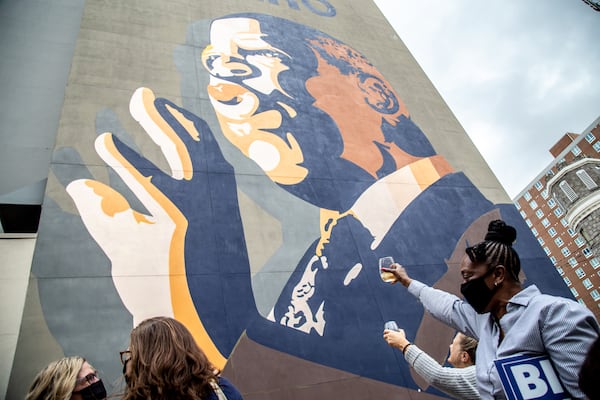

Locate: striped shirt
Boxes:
[404,344,480,399]
[408,281,600,399]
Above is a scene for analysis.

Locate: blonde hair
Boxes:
[458,334,478,364]
[25,356,85,400]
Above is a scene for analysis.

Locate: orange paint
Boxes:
[101,132,228,369]
[305,42,419,177]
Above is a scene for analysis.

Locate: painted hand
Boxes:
[66,87,253,368]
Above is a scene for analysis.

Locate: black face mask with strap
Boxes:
[460,267,497,314]
[74,380,107,400]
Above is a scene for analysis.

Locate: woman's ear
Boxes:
[461,351,469,363]
[494,264,507,284]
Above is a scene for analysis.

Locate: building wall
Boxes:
[0,237,35,400]
[7,1,574,399]
[515,121,600,321]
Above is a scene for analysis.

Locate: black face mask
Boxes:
[75,380,107,400]
[460,269,497,314]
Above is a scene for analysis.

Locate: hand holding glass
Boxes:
[379,256,397,283]
[384,320,399,331]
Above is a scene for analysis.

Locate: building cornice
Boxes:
[546,157,600,191]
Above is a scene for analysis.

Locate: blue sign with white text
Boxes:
[495,355,571,400]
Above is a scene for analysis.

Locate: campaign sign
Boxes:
[494,355,571,400]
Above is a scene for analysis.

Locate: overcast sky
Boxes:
[373,0,600,198]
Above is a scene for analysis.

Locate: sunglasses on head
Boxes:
[466,242,487,263]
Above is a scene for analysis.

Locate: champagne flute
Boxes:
[379,256,396,283]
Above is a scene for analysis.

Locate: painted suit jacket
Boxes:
[244,172,570,392]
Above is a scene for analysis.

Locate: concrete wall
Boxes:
[6,1,573,399]
[0,237,35,400]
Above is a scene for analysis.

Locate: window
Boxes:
[567,228,576,236]
[564,277,572,286]
[586,132,596,143]
[538,237,545,246]
[579,299,586,305]
[531,227,538,237]
[571,145,582,156]
[526,219,532,227]
[568,257,578,267]
[591,290,600,301]
[591,258,600,269]
[576,169,598,189]
[554,237,564,247]
[583,279,593,289]
[570,287,579,297]
[561,247,571,257]
[583,248,593,258]
[594,142,600,152]
[575,268,586,279]
[541,218,550,228]
[535,181,543,190]
[559,181,578,202]
[529,200,538,209]
[544,247,551,255]
[520,210,527,219]
[541,190,549,199]
[515,202,521,210]
[561,218,569,227]
[575,237,586,247]
[547,198,556,208]
[556,266,563,275]
[523,192,532,201]
[548,227,557,237]
[554,208,563,217]
[550,256,557,265]
[536,209,544,219]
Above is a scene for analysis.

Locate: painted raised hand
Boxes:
[67,87,256,368]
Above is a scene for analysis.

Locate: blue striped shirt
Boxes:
[408,281,599,399]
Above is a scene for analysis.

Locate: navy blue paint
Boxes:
[113,98,258,356]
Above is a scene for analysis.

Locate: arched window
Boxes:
[559,181,578,202]
[576,169,597,189]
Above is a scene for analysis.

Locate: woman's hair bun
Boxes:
[484,220,517,245]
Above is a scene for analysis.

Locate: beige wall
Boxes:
[0,236,35,400]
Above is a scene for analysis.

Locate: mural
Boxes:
[11,9,572,400]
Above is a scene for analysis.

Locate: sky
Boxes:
[373,0,600,198]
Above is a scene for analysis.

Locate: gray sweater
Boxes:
[404,344,480,400]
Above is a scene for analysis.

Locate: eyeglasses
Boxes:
[75,372,99,386]
[466,242,487,263]
[120,350,132,365]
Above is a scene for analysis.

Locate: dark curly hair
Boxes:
[123,317,219,400]
[465,220,521,281]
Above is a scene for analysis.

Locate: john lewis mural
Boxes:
[10,7,571,400]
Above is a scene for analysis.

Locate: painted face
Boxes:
[202,17,308,185]
[447,333,466,367]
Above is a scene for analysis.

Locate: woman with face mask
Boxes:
[120,316,243,400]
[382,220,599,400]
[383,329,480,400]
[26,356,107,400]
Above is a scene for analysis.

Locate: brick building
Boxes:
[514,116,600,320]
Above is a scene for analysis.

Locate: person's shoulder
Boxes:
[527,285,594,317]
[217,376,244,399]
